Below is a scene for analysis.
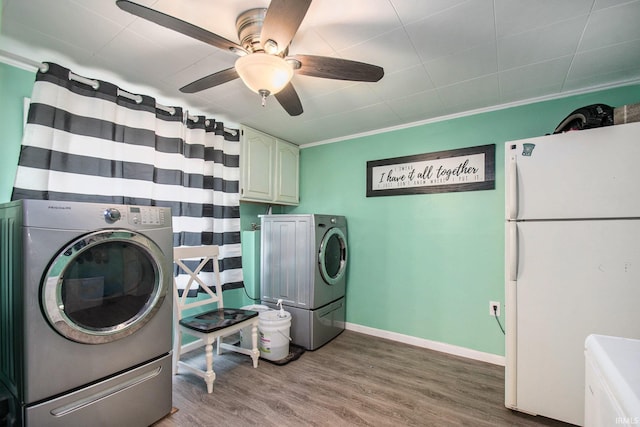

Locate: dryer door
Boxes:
[42,229,168,344]
[318,227,348,285]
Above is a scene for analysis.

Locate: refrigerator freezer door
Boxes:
[505,122,640,221]
[510,219,640,426]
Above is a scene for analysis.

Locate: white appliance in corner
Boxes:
[584,334,640,426]
[260,214,348,350]
[504,122,640,426]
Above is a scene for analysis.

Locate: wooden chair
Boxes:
[173,245,259,393]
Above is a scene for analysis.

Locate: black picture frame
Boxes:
[366,144,495,197]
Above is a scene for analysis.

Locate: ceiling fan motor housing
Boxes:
[236,8,269,53]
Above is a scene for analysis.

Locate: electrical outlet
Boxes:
[489,301,501,317]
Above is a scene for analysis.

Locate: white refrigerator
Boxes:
[505,122,640,426]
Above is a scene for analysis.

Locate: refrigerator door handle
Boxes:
[505,220,518,410]
[507,154,518,220]
[508,222,518,281]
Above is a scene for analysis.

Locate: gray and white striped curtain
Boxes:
[12,62,243,292]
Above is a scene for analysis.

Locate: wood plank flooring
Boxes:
[154,331,572,427]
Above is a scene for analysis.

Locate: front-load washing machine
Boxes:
[0,199,173,427]
[260,214,347,350]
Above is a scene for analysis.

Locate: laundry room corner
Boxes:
[285,84,640,361]
[237,202,287,307]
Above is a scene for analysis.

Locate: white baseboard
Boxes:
[345,322,505,366]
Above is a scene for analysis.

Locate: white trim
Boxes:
[301,78,640,149]
[0,49,41,72]
[345,322,505,366]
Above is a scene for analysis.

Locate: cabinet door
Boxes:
[275,140,299,205]
[241,127,275,202]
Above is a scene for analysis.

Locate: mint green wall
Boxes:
[0,63,35,202]
[288,85,640,356]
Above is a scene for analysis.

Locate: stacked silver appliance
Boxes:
[260,214,348,350]
[505,122,640,426]
[0,200,173,427]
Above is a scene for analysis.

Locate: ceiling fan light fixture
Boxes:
[235,53,294,97]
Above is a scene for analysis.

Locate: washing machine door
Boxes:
[318,227,348,285]
[42,229,168,344]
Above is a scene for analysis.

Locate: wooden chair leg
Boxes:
[173,329,183,375]
[250,323,260,368]
[216,336,223,356]
[204,341,216,394]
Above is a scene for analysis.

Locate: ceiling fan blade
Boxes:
[180,68,239,93]
[116,0,245,55]
[291,55,384,82]
[260,0,312,54]
[275,83,303,116]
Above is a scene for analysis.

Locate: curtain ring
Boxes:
[68,71,99,90]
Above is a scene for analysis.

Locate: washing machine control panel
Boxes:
[127,206,165,225]
[103,207,166,225]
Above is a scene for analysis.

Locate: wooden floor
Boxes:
[154,331,572,427]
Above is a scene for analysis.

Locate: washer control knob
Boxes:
[104,208,121,222]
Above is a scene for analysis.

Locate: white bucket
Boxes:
[258,310,292,361]
[239,304,271,349]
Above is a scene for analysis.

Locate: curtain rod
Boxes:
[0,51,237,136]
[73,72,238,136]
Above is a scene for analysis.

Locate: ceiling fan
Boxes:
[116,0,384,116]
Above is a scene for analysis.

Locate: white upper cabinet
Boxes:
[240,125,299,205]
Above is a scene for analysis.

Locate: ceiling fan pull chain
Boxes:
[259,89,270,107]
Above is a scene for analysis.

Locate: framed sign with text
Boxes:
[366,144,495,197]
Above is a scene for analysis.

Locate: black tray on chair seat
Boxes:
[179,309,258,333]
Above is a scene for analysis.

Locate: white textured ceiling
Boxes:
[2,0,640,145]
